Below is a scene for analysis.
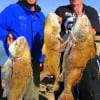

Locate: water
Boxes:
[0,40,8,79]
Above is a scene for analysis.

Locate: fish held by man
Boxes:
[6,36,33,100]
[58,14,96,100]
[42,12,63,91]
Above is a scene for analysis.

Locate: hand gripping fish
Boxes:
[7,36,34,100]
[42,13,63,91]
[58,14,96,100]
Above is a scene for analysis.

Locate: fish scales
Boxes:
[58,14,95,100]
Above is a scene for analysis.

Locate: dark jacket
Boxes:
[55,4,100,37]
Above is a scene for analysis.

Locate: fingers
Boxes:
[57,16,62,24]
[92,28,96,35]
[40,63,44,72]
[7,33,14,45]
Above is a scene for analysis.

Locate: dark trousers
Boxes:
[32,62,40,87]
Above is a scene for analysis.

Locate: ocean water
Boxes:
[0,40,8,79]
[0,41,8,66]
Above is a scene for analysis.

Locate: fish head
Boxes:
[45,12,61,34]
[9,36,30,58]
[72,14,93,39]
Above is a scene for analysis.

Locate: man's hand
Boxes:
[57,16,62,24]
[7,33,13,45]
[40,63,44,72]
[92,28,96,35]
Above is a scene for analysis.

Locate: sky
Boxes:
[0,0,100,16]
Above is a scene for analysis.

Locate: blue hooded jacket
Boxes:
[0,3,45,63]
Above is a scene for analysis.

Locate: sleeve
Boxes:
[39,13,45,63]
[32,12,45,63]
[86,7,100,34]
[55,7,66,37]
[0,7,12,42]
[55,7,62,17]
[0,27,9,42]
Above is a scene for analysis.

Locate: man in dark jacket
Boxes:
[54,0,100,99]
[55,0,100,37]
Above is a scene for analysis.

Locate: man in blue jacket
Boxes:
[0,0,45,99]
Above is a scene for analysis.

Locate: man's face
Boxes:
[69,0,83,16]
[26,0,36,5]
[69,0,82,5]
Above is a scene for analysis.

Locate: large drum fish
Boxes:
[42,13,63,91]
[58,14,95,100]
[6,36,35,100]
